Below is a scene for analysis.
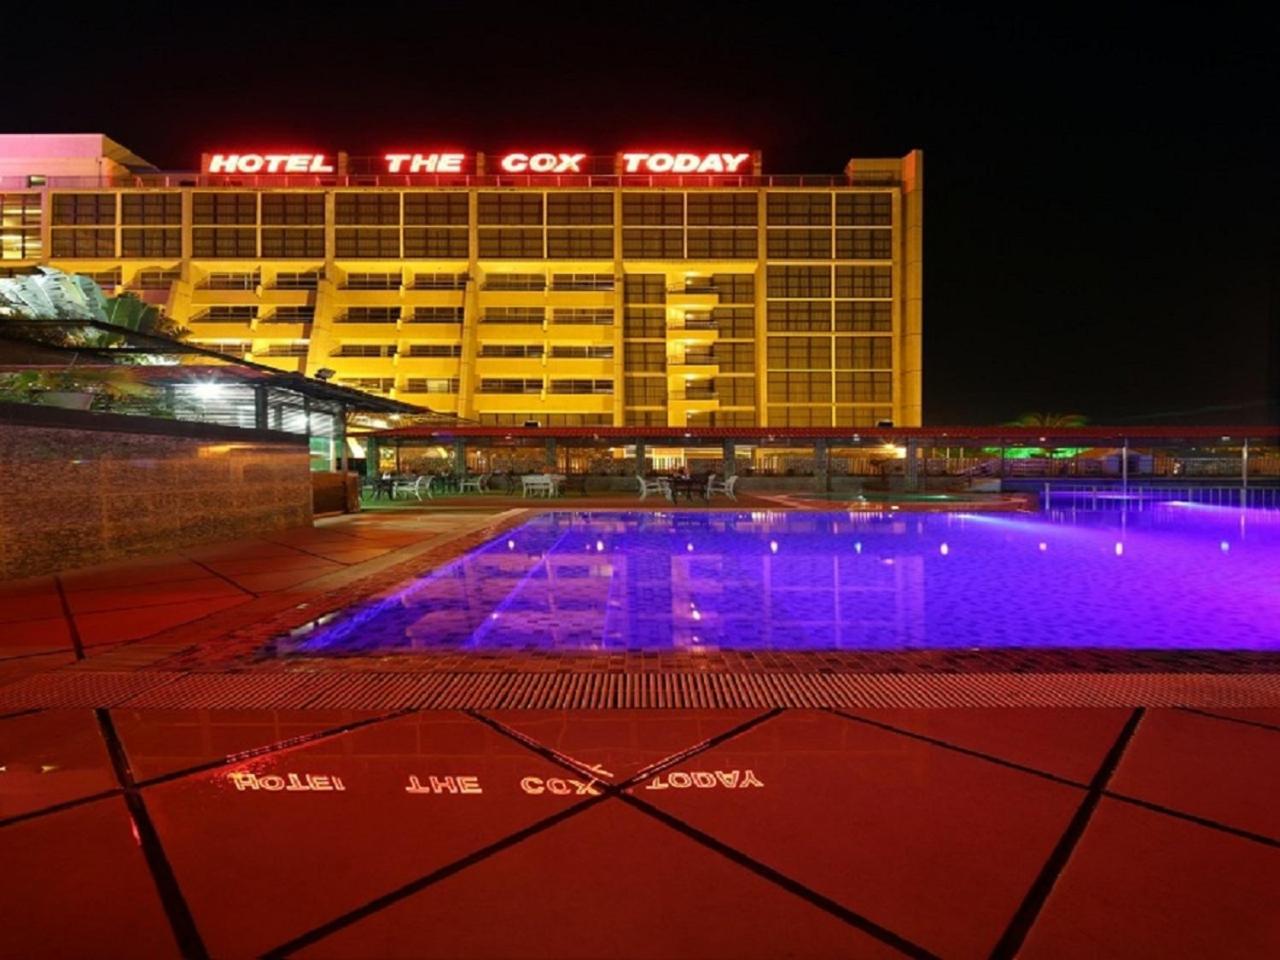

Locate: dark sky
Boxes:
[6,2,1276,425]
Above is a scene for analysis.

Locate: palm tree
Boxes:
[1007,412,1089,428]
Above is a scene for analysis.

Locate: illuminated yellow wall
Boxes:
[5,150,922,427]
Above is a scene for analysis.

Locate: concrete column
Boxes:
[722,439,736,478]
[366,437,380,478]
[635,441,646,475]
[545,437,557,470]
[814,439,829,493]
[904,439,920,492]
[454,438,467,477]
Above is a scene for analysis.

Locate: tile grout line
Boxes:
[134,706,419,789]
[0,788,124,830]
[94,708,210,960]
[1178,706,1280,734]
[51,575,85,661]
[987,707,1145,960]
[617,793,939,960]
[1101,790,1280,848]
[181,556,261,599]
[825,707,1089,790]
[259,796,612,959]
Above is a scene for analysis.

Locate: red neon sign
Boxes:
[620,152,751,174]
[204,153,334,174]
[384,153,466,173]
[498,152,586,174]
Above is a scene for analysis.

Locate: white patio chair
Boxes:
[459,472,489,494]
[637,475,673,501]
[706,474,737,501]
[522,474,555,498]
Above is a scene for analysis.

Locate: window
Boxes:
[623,307,665,338]
[550,345,614,359]
[404,378,459,393]
[51,229,114,257]
[622,229,682,258]
[195,340,252,358]
[483,272,545,290]
[836,193,892,226]
[403,344,462,357]
[766,229,831,259]
[835,336,893,369]
[192,193,256,225]
[196,305,257,322]
[338,377,396,392]
[766,193,831,225]
[478,228,542,258]
[133,269,180,289]
[835,301,892,332]
[715,342,755,372]
[84,268,122,291]
[481,306,545,324]
[274,270,321,289]
[767,405,832,426]
[264,306,315,323]
[767,266,831,298]
[835,229,893,259]
[479,343,544,357]
[625,408,668,425]
[403,228,467,258]
[623,342,667,372]
[546,192,613,225]
[335,193,399,225]
[192,228,255,258]
[767,336,831,368]
[121,193,181,225]
[339,307,400,323]
[550,379,613,394]
[479,412,612,426]
[768,371,832,402]
[52,193,116,225]
[624,377,668,404]
[477,193,543,225]
[835,404,894,427]
[546,229,613,258]
[121,228,181,257]
[409,306,464,323]
[623,274,666,303]
[202,272,255,290]
[686,228,757,259]
[403,193,468,225]
[260,193,325,225]
[712,306,755,338]
[767,301,832,332]
[835,371,893,403]
[343,272,400,290]
[262,342,311,357]
[550,273,613,291]
[712,274,754,303]
[552,308,614,325]
[835,265,892,298]
[261,228,325,258]
[622,193,683,225]
[412,272,468,289]
[686,192,757,225]
[335,228,399,258]
[717,376,756,405]
[479,378,542,394]
[1,194,42,259]
[333,344,397,357]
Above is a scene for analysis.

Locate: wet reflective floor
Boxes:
[2,705,1278,959]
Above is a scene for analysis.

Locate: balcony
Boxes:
[666,287,720,309]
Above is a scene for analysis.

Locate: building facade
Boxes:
[1,135,922,427]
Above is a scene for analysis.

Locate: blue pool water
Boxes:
[281,506,1280,655]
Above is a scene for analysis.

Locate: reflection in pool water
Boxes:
[280,507,1280,656]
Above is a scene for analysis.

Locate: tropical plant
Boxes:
[1007,412,1089,427]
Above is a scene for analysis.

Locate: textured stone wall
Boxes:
[0,420,312,579]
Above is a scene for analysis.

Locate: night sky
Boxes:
[7,3,1276,425]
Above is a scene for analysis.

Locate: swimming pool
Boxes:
[280,506,1280,656]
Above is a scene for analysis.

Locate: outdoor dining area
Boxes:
[365,469,739,502]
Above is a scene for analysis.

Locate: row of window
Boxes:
[38,191,893,228]
[478,378,615,394]
[767,337,894,369]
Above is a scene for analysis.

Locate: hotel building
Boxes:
[0,134,922,427]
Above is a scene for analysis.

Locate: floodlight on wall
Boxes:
[314,368,336,381]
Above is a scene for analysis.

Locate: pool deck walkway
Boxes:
[2,504,1279,957]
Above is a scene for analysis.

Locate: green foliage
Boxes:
[1007,412,1089,427]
